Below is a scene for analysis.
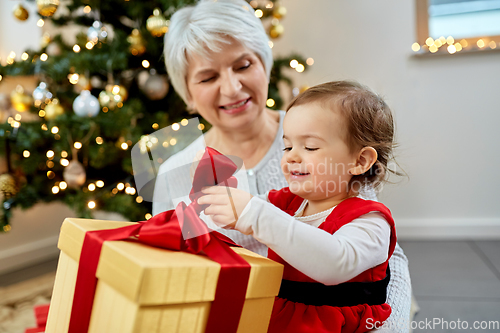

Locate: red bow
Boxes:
[69,148,251,333]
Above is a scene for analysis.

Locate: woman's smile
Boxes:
[219,97,252,114]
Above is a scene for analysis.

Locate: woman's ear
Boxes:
[349,147,378,176]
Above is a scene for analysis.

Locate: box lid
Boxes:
[58,218,283,306]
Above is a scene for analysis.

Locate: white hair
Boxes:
[164,0,273,105]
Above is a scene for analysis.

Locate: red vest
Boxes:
[267,187,397,285]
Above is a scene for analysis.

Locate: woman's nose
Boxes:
[220,71,242,97]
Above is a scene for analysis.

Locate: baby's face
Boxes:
[281,102,357,202]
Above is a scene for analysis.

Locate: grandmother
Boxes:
[153,0,412,330]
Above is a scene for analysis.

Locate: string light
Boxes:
[86,42,94,50]
[73,45,81,53]
[145,213,152,220]
[88,183,96,191]
[142,60,150,68]
[47,161,54,168]
[198,124,205,131]
[74,142,82,149]
[117,183,125,191]
[255,9,263,18]
[172,123,180,131]
[136,196,144,203]
[37,19,44,27]
[169,138,177,145]
[413,35,498,55]
[289,59,298,68]
[125,187,136,195]
[59,181,68,190]
[40,53,48,61]
[47,150,55,159]
[306,58,314,66]
[21,52,29,61]
[121,142,128,150]
[47,171,55,179]
[181,118,189,126]
[52,186,60,194]
[83,5,91,13]
[88,201,96,209]
[266,98,275,107]
[60,158,69,166]
[23,150,30,158]
[61,151,68,158]
[96,180,104,187]
[68,73,79,84]
[51,126,59,134]
[295,64,305,73]
[152,123,159,129]
[96,137,103,144]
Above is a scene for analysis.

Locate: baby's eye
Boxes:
[305,147,318,151]
[283,147,292,151]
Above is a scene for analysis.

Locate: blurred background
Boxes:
[1,0,499,332]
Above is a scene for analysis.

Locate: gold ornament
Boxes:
[108,84,128,102]
[272,5,287,19]
[13,4,29,21]
[44,98,64,120]
[0,174,18,199]
[127,29,146,56]
[11,85,33,112]
[147,8,169,37]
[98,90,122,110]
[269,23,284,39]
[36,0,60,17]
[63,160,86,189]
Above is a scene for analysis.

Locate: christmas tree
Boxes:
[0,0,309,232]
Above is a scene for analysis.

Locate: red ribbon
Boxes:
[68,148,251,333]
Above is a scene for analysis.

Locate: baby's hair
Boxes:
[286,80,401,190]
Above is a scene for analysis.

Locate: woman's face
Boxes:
[185,40,269,132]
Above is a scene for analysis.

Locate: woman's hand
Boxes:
[198,186,253,229]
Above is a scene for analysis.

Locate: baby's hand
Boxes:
[198,186,253,229]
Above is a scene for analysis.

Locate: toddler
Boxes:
[199,81,399,333]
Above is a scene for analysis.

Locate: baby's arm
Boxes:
[237,197,391,285]
[199,187,391,285]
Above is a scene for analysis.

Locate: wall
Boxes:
[272,0,500,239]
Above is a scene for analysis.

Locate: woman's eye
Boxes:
[283,147,292,152]
[305,147,318,151]
[200,77,215,83]
[238,63,251,70]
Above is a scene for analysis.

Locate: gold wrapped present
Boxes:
[46,218,283,333]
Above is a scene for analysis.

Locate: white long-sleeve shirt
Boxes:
[236,196,391,285]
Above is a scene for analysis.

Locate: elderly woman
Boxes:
[153,0,412,331]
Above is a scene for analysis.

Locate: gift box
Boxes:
[46,217,283,333]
